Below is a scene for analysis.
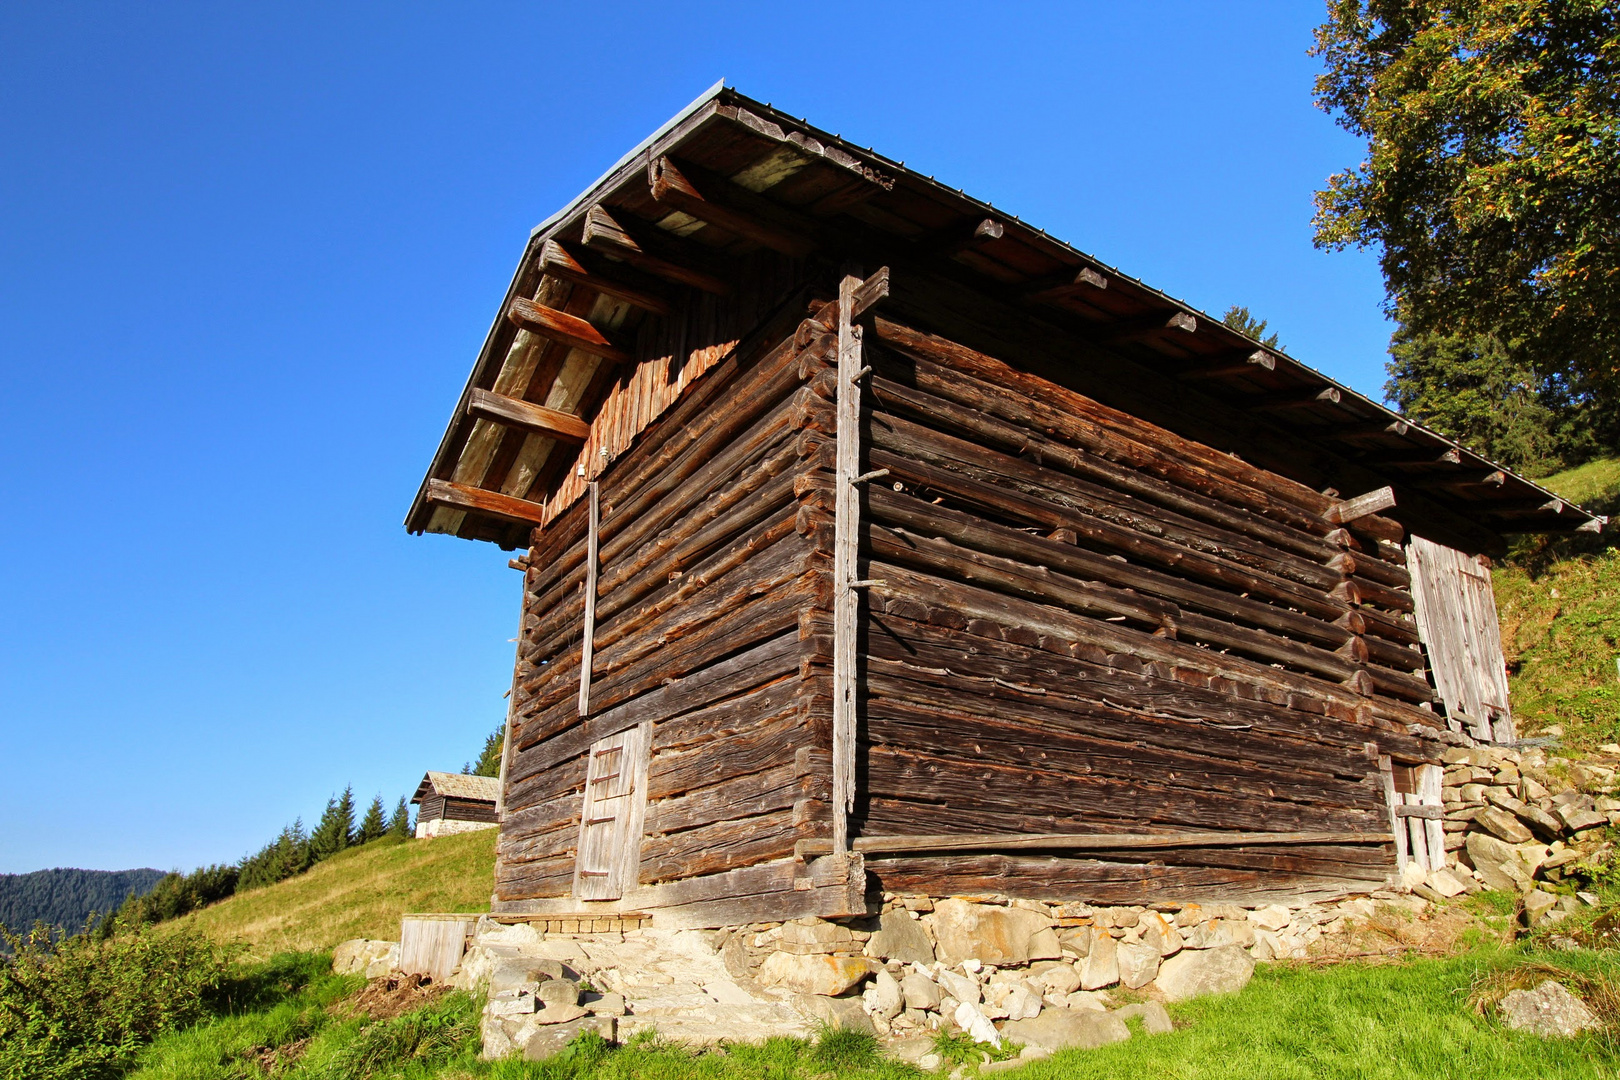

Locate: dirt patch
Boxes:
[240,1036,309,1073]
[333,971,448,1021]
[1305,900,1509,964]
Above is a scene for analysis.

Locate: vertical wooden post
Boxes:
[578,481,600,717]
[832,270,864,855]
[495,544,534,820]
[1379,755,1408,872]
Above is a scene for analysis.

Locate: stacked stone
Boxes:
[738,893,1409,1053]
[476,953,625,1060]
[1435,741,1619,926]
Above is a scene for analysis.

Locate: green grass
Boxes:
[1496,456,1620,750]
[180,831,496,958]
[123,945,1620,1080]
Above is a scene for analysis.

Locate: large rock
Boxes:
[901,971,941,1011]
[1498,980,1601,1038]
[1152,945,1254,1002]
[1000,1009,1130,1051]
[1080,930,1119,990]
[1248,905,1292,932]
[1035,963,1080,996]
[332,939,398,978]
[1182,919,1257,950]
[522,1016,617,1060]
[927,899,1056,966]
[757,952,869,997]
[1466,833,1532,892]
[490,958,570,995]
[796,992,875,1033]
[778,918,854,955]
[865,968,904,1020]
[864,911,935,964]
[1116,941,1161,990]
[1476,807,1534,844]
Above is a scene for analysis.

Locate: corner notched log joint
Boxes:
[1324,486,1397,526]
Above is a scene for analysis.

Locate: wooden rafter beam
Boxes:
[1324,486,1397,524]
[648,156,818,257]
[1098,310,1197,345]
[1178,348,1275,381]
[1366,447,1463,466]
[582,205,730,295]
[506,296,632,364]
[536,240,671,316]
[1430,469,1508,490]
[1247,386,1343,411]
[1020,265,1109,299]
[1336,419,1412,438]
[466,388,591,444]
[921,217,1004,257]
[426,479,548,527]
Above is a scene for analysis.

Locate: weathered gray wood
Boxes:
[572,722,650,900]
[1407,534,1513,741]
[578,482,599,716]
[1325,486,1397,525]
[832,268,864,855]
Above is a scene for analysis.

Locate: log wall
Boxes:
[844,316,1443,904]
[493,294,842,905]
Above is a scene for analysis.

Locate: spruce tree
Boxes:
[357,795,388,844]
[388,797,413,839]
[1220,305,1280,349]
[472,725,504,778]
[309,788,356,862]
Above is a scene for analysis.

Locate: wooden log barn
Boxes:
[406,85,1607,928]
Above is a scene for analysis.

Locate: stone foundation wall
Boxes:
[1426,741,1617,925]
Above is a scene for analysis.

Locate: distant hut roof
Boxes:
[411,771,502,805]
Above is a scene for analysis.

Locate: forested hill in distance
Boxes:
[0,867,164,935]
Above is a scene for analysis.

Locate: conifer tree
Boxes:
[309,787,356,862]
[472,725,505,778]
[357,795,388,844]
[388,796,413,839]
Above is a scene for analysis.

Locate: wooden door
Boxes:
[573,724,650,900]
[1406,535,1515,742]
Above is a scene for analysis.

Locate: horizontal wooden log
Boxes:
[1325,486,1397,525]
[426,478,548,526]
[467,388,591,443]
[795,830,1393,857]
[506,296,632,364]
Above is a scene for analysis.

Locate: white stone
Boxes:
[332,939,398,977]
[936,968,981,1005]
[1000,1009,1129,1050]
[953,1000,1001,1047]
[1181,919,1257,950]
[1037,963,1081,995]
[1063,989,1111,1012]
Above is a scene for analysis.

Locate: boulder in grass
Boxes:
[1498,980,1601,1039]
[332,939,398,978]
[521,1016,616,1060]
[1000,1009,1129,1051]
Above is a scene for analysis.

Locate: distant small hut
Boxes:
[411,772,501,839]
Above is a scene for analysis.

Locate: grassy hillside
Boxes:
[182,831,495,958]
[1496,456,1620,750]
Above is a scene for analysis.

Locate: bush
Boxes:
[0,922,228,1080]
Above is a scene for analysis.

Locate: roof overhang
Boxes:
[405,84,1606,552]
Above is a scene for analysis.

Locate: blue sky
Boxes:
[0,2,1389,875]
